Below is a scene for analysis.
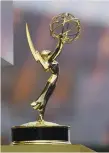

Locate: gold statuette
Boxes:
[11,13,80,145]
[26,13,80,123]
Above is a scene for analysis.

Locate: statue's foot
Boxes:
[31,101,43,110]
[31,102,37,107]
[31,101,45,122]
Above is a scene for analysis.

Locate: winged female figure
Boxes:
[26,13,80,123]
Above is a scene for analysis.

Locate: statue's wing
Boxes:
[26,23,41,61]
[26,23,49,70]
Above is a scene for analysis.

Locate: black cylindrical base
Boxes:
[11,125,70,145]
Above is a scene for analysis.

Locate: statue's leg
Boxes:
[37,81,57,122]
[31,74,58,120]
[31,81,54,109]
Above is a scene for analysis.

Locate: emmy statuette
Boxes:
[11,13,81,145]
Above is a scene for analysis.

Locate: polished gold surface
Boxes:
[12,121,70,127]
[12,140,70,145]
[21,121,64,127]
[26,13,81,124]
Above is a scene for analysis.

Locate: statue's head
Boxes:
[41,50,52,60]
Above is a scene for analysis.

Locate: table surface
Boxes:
[1,144,96,152]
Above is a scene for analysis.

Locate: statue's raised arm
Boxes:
[48,13,81,62]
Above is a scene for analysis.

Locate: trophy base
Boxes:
[11,121,70,145]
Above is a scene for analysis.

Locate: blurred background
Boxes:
[1,0,109,151]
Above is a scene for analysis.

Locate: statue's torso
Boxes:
[50,60,59,74]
